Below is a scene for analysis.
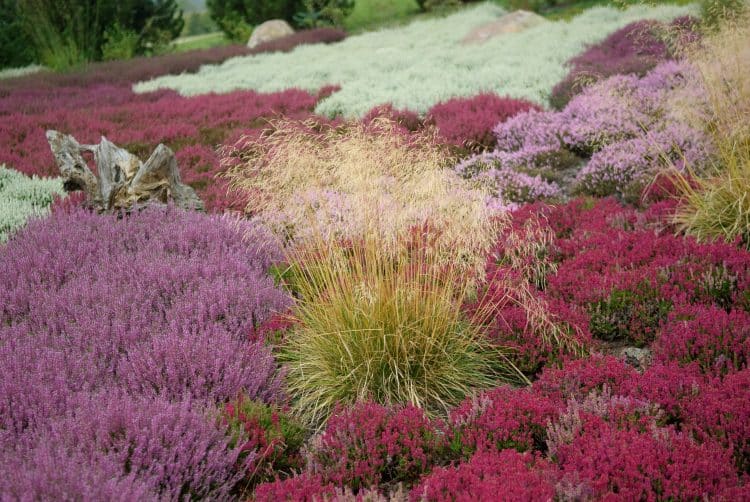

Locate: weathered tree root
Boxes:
[46,130,204,212]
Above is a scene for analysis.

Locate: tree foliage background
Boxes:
[0,0,185,69]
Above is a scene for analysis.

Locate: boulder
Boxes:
[461,10,547,45]
[46,130,203,212]
[247,20,295,49]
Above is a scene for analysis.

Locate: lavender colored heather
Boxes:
[1,395,247,501]
[458,61,712,202]
[550,17,699,109]
[0,207,290,497]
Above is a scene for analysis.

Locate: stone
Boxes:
[461,10,547,45]
[247,20,295,49]
[46,130,203,212]
[619,347,652,372]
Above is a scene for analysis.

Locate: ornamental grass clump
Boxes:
[278,229,525,426]
[669,20,750,247]
[223,119,499,274]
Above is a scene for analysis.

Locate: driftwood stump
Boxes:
[46,130,204,212]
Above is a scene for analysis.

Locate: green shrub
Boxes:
[101,24,139,61]
[0,166,65,243]
[207,0,304,40]
[0,0,36,69]
[294,0,355,27]
[16,0,184,69]
[588,287,672,346]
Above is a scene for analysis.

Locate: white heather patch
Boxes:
[133,2,697,118]
[0,166,65,242]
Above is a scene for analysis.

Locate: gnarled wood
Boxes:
[46,130,203,212]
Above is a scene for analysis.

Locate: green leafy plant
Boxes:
[294,0,355,27]
[101,24,139,61]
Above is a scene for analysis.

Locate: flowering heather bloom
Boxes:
[550,411,739,500]
[0,86,320,211]
[654,305,750,376]
[550,17,699,109]
[0,165,64,242]
[134,3,696,118]
[460,61,712,202]
[410,450,557,502]
[0,207,290,495]
[624,362,705,426]
[306,402,447,491]
[449,386,559,456]
[533,355,639,405]
[684,369,750,472]
[426,94,540,151]
[0,394,245,500]
[0,44,252,91]
[253,474,338,502]
[248,27,346,56]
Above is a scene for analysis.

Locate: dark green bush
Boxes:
[13,0,184,69]
[0,0,36,69]
[207,0,304,40]
[294,0,355,28]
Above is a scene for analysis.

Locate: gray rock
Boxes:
[247,20,295,49]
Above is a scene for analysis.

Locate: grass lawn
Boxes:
[344,0,422,32]
[172,32,230,52]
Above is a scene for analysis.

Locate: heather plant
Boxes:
[0,165,64,242]
[223,397,306,489]
[449,386,559,456]
[0,86,321,212]
[425,94,541,152]
[247,27,346,55]
[135,3,697,118]
[0,44,251,91]
[460,60,713,203]
[533,354,639,405]
[549,408,740,500]
[305,402,448,490]
[223,119,499,274]
[0,207,291,493]
[654,304,750,376]
[410,450,557,502]
[550,17,699,109]
[684,369,750,472]
[278,229,524,425]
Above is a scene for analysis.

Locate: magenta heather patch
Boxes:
[0,45,252,91]
[0,207,290,496]
[411,450,556,502]
[684,369,750,472]
[253,474,338,502]
[449,385,559,456]
[533,355,639,405]
[362,103,423,132]
[426,93,540,151]
[306,402,447,491]
[551,412,739,500]
[654,305,750,376]
[0,85,321,212]
[550,17,699,109]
